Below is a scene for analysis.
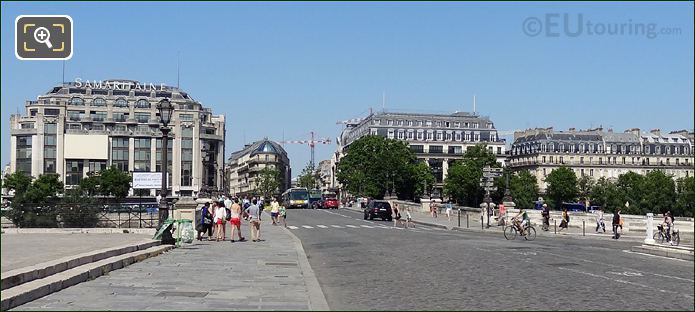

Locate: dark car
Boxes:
[323,197,339,209]
[363,200,392,221]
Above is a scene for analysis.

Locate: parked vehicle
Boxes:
[363,200,392,221]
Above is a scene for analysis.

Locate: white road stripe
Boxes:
[360,225,373,228]
[287,225,298,230]
[345,225,358,228]
[316,225,328,228]
[301,225,314,229]
[331,225,343,228]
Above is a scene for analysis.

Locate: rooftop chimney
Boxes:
[650,128,661,135]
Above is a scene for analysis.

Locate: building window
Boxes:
[135,99,151,109]
[590,169,594,177]
[92,98,106,107]
[133,138,151,172]
[16,136,32,174]
[465,133,470,141]
[181,163,192,187]
[91,111,107,122]
[113,112,128,122]
[497,147,502,154]
[580,157,584,164]
[44,108,60,116]
[111,137,129,171]
[429,145,443,154]
[44,124,57,173]
[542,156,546,163]
[426,132,433,141]
[155,138,173,173]
[135,112,150,123]
[417,132,423,141]
[65,160,84,185]
[181,127,193,186]
[387,129,394,139]
[436,132,443,141]
[67,110,84,121]
[69,97,84,106]
[387,120,393,126]
[88,160,107,173]
[114,98,128,108]
[448,146,463,154]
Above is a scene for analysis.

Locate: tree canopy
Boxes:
[443,144,499,206]
[544,166,578,208]
[255,166,281,198]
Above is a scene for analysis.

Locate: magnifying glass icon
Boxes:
[33,27,53,49]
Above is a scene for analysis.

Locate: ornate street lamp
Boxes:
[157,98,175,245]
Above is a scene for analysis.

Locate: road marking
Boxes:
[287,225,298,230]
[330,225,343,228]
[360,225,373,228]
[301,225,314,229]
[316,225,328,228]
[345,225,358,228]
[607,271,643,277]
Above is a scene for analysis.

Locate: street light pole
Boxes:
[157,99,175,245]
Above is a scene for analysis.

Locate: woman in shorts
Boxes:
[213,201,226,241]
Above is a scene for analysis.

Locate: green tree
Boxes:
[544,166,578,208]
[615,171,645,214]
[590,177,624,212]
[79,173,101,196]
[98,166,131,199]
[675,176,694,217]
[3,171,33,198]
[641,170,676,215]
[256,166,281,198]
[6,173,63,228]
[396,161,435,200]
[337,135,423,199]
[577,175,595,202]
[443,144,498,206]
[59,188,100,227]
[510,170,539,210]
[297,163,319,189]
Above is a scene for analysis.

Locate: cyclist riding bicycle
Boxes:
[513,207,531,235]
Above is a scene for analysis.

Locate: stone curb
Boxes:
[0,228,156,235]
[280,225,330,311]
[0,239,160,291]
[1,244,174,311]
[630,244,694,261]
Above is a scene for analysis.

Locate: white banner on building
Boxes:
[132,172,162,189]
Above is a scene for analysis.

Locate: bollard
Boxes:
[583,220,585,236]
[481,215,484,230]
[458,209,461,227]
[554,219,557,234]
[466,212,469,228]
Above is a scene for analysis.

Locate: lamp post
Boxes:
[157,98,175,245]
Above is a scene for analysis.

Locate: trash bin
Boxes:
[176,219,195,244]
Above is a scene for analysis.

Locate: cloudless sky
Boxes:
[2,1,693,177]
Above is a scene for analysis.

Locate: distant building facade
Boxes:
[226,139,291,197]
[335,110,507,197]
[8,80,225,197]
[509,127,695,192]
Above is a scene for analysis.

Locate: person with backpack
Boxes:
[196,202,213,241]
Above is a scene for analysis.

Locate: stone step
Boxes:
[0,244,174,311]
[630,244,694,261]
[0,240,160,290]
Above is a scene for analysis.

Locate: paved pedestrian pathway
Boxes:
[13,217,327,311]
[1,233,153,272]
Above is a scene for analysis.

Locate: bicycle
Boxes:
[654,225,680,246]
[504,218,536,241]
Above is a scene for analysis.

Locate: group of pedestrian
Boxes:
[391,203,413,228]
[196,196,288,243]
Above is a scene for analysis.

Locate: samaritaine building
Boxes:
[8,79,226,197]
[509,127,694,192]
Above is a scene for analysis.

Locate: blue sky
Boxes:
[2,1,693,177]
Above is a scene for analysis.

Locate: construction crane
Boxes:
[280,131,332,169]
[335,117,364,125]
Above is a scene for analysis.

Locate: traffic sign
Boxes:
[480,182,494,187]
[483,167,504,173]
[483,172,502,178]
[484,187,498,192]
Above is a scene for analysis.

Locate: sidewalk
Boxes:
[1,232,154,272]
[12,215,329,311]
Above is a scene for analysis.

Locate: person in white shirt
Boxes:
[245,199,262,242]
[270,198,280,225]
[595,207,606,233]
[405,209,413,228]
[213,201,227,241]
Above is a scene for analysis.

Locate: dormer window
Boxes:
[114,98,128,107]
[135,99,150,109]
[69,97,84,106]
[92,98,106,107]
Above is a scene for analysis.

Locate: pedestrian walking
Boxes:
[541,204,550,231]
[229,199,245,243]
[404,209,413,228]
[559,207,569,232]
[270,198,280,225]
[279,204,287,228]
[595,207,606,233]
[245,199,262,242]
[430,201,438,218]
[213,201,227,241]
[498,202,506,226]
[612,208,621,239]
[393,203,402,227]
[196,202,213,241]
[445,200,453,222]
